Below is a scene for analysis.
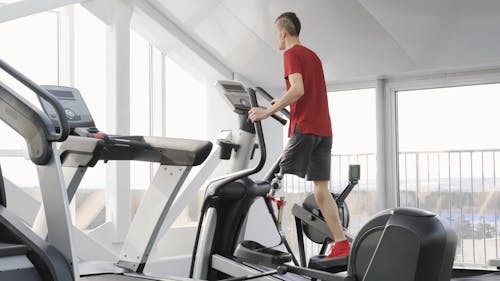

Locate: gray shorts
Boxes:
[280,127,332,181]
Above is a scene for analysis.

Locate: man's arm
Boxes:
[248,73,304,122]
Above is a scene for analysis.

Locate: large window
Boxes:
[74,5,107,132]
[164,55,207,228]
[328,89,377,231]
[0,11,58,193]
[73,5,107,229]
[0,6,111,230]
[397,83,500,266]
[282,88,377,258]
[164,56,206,140]
[0,11,58,151]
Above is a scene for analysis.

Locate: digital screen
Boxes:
[222,83,246,93]
[47,89,74,100]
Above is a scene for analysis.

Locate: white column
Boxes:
[376,78,399,210]
[57,5,77,220]
[150,47,165,137]
[375,79,386,211]
[58,5,74,87]
[149,47,164,177]
[105,0,132,241]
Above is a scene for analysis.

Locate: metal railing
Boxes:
[399,149,500,267]
[284,150,500,267]
[282,153,377,261]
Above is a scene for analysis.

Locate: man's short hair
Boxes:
[275,12,301,36]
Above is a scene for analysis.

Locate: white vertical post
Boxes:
[58,5,77,220]
[57,5,74,87]
[150,48,164,137]
[150,48,164,177]
[160,54,166,137]
[105,0,132,242]
[376,79,388,211]
[376,78,399,210]
[387,82,400,208]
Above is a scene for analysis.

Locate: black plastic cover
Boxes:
[0,165,5,207]
[308,255,348,273]
[348,207,457,281]
[234,240,291,267]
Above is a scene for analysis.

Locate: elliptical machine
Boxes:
[189,81,297,280]
[190,80,458,281]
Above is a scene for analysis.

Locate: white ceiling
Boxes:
[151,0,500,87]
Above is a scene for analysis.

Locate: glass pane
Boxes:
[73,5,107,230]
[74,5,107,132]
[0,11,58,150]
[161,55,207,229]
[164,56,206,140]
[397,83,500,266]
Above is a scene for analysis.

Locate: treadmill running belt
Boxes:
[81,274,177,281]
[81,276,147,281]
[452,273,500,281]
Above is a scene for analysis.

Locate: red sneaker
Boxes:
[326,240,350,258]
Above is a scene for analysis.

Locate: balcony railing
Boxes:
[282,153,377,262]
[284,149,500,268]
[399,149,500,267]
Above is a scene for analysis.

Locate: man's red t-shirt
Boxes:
[283,45,332,137]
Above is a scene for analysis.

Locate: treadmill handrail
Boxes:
[0,58,70,142]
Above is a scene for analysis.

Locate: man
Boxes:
[248,12,350,258]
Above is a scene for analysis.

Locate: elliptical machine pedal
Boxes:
[233,172,294,268]
[292,165,360,272]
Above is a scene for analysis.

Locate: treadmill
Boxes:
[0,58,212,281]
[38,85,212,281]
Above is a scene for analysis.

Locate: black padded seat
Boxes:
[140,136,212,166]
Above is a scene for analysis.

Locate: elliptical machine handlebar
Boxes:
[252,87,288,126]
[253,87,290,119]
[269,112,287,125]
[247,88,267,174]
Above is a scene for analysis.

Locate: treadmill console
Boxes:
[216,80,251,115]
[39,85,96,129]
